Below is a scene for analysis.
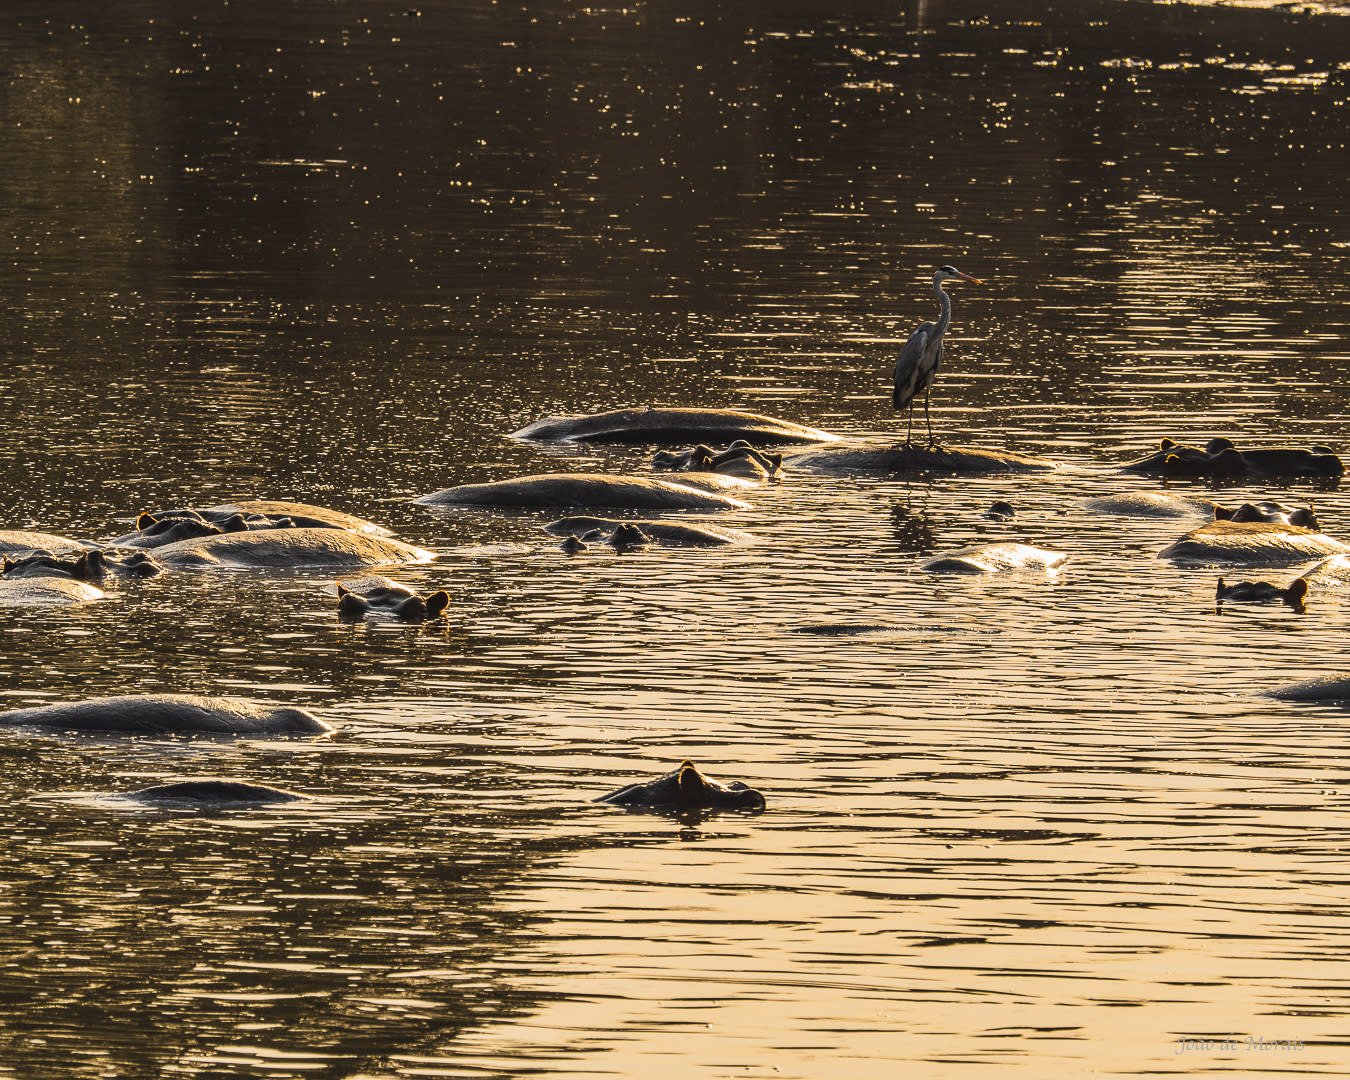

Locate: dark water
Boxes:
[3,0,1350,1076]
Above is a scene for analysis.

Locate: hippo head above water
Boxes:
[1124,437,1344,480]
[1213,501,1319,531]
[1215,575,1308,611]
[2,549,164,580]
[652,440,784,481]
[595,760,766,813]
[336,576,450,621]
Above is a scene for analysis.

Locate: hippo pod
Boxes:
[0,529,93,556]
[595,760,766,812]
[1158,520,1350,566]
[652,440,784,481]
[1213,501,1319,530]
[152,528,434,570]
[1215,576,1308,610]
[544,515,755,549]
[922,543,1067,574]
[1123,437,1344,479]
[510,406,839,445]
[0,694,333,735]
[0,577,104,607]
[790,442,1056,476]
[415,474,751,511]
[121,780,309,807]
[335,576,450,621]
[3,549,163,580]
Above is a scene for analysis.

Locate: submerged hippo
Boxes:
[652,441,784,481]
[1215,576,1308,610]
[922,543,1067,574]
[121,780,309,807]
[790,442,1055,476]
[0,694,333,735]
[1213,501,1320,530]
[0,529,91,556]
[543,516,755,548]
[3,549,163,580]
[510,407,839,445]
[335,576,450,621]
[415,474,751,511]
[152,528,434,570]
[0,578,104,606]
[1084,492,1218,519]
[1158,520,1350,565]
[1123,437,1343,479]
[595,760,766,811]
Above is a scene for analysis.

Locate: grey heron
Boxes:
[893,264,981,445]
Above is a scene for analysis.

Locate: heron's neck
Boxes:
[932,278,953,336]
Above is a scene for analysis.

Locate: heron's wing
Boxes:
[893,323,934,409]
[916,338,944,396]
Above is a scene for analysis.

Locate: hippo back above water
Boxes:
[415,474,751,511]
[0,694,333,735]
[510,407,839,446]
[922,543,1068,574]
[153,528,434,570]
[121,780,310,806]
[0,577,104,607]
[0,530,91,557]
[1158,520,1350,566]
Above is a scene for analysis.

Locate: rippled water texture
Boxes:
[3,0,1350,1076]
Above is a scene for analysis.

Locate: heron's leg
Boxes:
[923,390,937,447]
[904,405,914,446]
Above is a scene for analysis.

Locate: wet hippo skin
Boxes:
[0,694,333,735]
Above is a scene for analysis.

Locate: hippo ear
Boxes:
[336,583,351,597]
[1214,505,1231,520]
[1160,438,1176,450]
[1215,577,1225,598]
[424,590,450,618]
[1289,578,1310,601]
[136,512,158,530]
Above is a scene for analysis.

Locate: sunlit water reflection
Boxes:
[2,0,1350,1076]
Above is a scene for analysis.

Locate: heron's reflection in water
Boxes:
[889,501,938,554]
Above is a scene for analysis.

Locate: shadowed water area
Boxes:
[3,0,1350,1076]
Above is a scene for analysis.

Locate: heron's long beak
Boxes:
[958,272,982,284]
